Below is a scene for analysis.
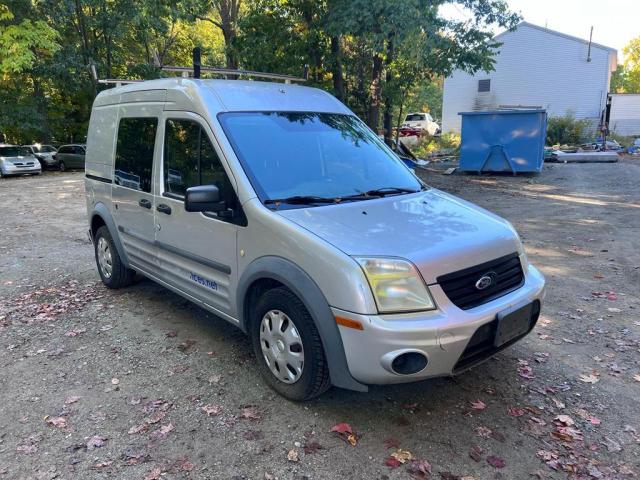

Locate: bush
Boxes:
[607,132,635,147]
[412,132,461,158]
[546,113,591,146]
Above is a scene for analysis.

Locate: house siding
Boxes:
[442,23,615,133]
[610,94,640,136]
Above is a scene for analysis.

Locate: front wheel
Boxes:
[59,161,66,172]
[94,226,134,289]
[251,287,330,401]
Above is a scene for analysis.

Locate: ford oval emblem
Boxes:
[475,274,494,290]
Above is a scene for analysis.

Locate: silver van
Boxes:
[85,79,545,400]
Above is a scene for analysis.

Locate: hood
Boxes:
[277,189,522,284]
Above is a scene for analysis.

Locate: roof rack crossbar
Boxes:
[98,79,144,86]
[160,65,306,83]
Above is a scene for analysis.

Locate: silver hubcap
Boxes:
[259,310,304,384]
[97,237,113,279]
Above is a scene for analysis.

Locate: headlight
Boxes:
[355,257,436,313]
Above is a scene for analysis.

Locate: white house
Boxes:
[609,94,640,136]
[441,22,618,133]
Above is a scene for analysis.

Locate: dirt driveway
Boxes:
[0,161,639,480]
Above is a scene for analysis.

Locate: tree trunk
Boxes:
[382,33,394,144]
[330,36,345,101]
[32,75,51,143]
[367,53,383,132]
[216,0,241,69]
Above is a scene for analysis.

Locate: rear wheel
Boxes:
[251,287,330,401]
[94,226,134,288]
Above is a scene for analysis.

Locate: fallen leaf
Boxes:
[150,423,174,440]
[469,445,483,462]
[633,374,640,383]
[90,460,114,470]
[475,426,492,438]
[86,435,108,451]
[144,467,163,480]
[45,416,67,429]
[330,422,353,434]
[330,423,357,446]
[165,330,177,338]
[128,424,148,435]
[179,458,195,472]
[64,395,81,405]
[507,407,525,417]
[111,377,120,385]
[470,400,486,411]
[287,449,299,462]
[240,406,262,421]
[390,449,413,464]
[202,404,223,416]
[303,440,322,454]
[486,455,506,468]
[579,373,600,384]
[385,457,402,468]
[407,459,432,476]
[554,415,575,426]
[178,339,197,352]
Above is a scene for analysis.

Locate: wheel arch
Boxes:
[237,256,367,392]
[90,202,130,268]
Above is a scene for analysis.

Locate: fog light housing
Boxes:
[390,351,428,375]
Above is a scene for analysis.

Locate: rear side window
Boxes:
[58,146,69,154]
[114,118,158,193]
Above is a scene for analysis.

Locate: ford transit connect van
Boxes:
[85,78,545,400]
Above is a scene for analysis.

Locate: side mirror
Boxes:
[185,185,226,213]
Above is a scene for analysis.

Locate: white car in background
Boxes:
[402,113,441,136]
[0,145,42,177]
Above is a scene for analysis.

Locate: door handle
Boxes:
[138,199,152,209]
[157,203,172,215]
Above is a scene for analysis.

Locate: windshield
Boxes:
[219,112,422,205]
[405,114,425,121]
[31,145,56,153]
[0,147,31,157]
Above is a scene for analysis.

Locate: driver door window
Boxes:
[163,119,241,223]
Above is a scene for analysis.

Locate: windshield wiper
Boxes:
[264,195,338,207]
[363,187,422,197]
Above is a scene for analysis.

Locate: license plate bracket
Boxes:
[494,302,534,347]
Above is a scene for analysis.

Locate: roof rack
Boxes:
[90,48,307,89]
[157,48,307,84]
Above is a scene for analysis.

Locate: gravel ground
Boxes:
[0,160,639,480]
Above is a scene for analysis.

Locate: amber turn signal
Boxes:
[335,316,364,330]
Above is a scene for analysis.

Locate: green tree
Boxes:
[611,37,640,93]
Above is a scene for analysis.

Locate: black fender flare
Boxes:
[237,256,368,392]
[90,202,130,268]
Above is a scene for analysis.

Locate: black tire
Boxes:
[94,226,134,289]
[59,161,66,172]
[250,287,331,401]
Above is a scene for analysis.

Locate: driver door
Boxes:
[153,113,244,320]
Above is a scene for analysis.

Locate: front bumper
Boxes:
[1,163,41,175]
[38,156,57,167]
[334,260,545,385]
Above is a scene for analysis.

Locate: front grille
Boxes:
[437,253,524,310]
[453,300,540,373]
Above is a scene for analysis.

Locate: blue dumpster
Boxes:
[458,109,547,174]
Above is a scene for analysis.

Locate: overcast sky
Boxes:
[441,0,639,62]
